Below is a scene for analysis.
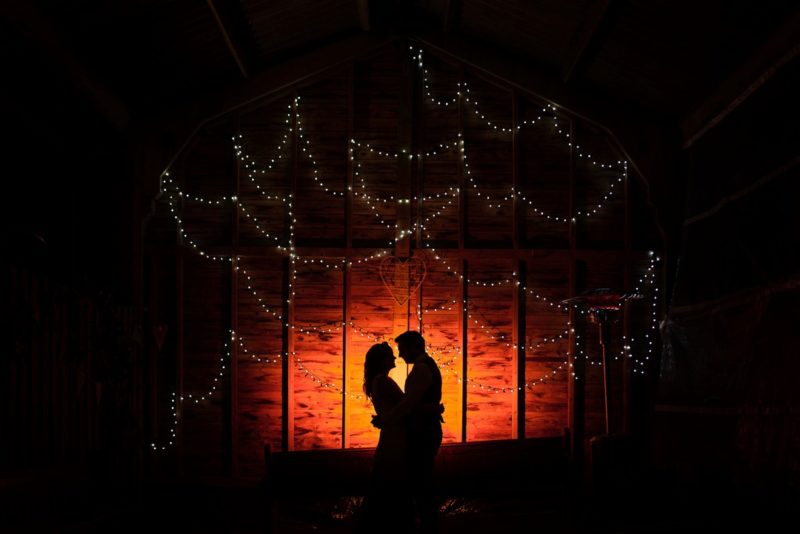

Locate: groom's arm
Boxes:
[374,364,432,427]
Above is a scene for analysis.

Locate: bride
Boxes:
[357,342,412,532]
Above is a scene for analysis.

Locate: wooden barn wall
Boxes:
[1,264,140,480]
[657,59,799,491]
[147,41,662,479]
[524,250,571,438]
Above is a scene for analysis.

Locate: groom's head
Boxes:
[395,330,425,364]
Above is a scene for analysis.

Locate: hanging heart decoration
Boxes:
[379,255,427,305]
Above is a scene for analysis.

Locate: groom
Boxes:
[372,330,443,532]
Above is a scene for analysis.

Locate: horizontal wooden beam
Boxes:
[147,244,657,262]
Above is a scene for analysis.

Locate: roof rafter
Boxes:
[207,0,251,79]
[561,0,615,83]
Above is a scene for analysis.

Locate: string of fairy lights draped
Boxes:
[150,45,660,451]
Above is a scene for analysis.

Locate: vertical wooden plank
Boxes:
[511,91,525,439]
[623,160,631,437]
[460,259,468,443]
[511,91,522,250]
[46,283,54,460]
[458,65,467,443]
[281,260,293,454]
[342,260,352,448]
[514,260,526,439]
[229,117,241,477]
[570,304,587,464]
[86,297,95,465]
[176,251,185,474]
[147,257,159,465]
[56,294,65,462]
[458,65,466,251]
[346,63,355,252]
[396,39,413,262]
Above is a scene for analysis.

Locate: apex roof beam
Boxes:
[561,0,615,83]
[207,0,251,79]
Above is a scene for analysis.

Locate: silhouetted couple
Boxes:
[355,331,444,533]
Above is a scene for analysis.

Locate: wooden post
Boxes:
[460,259,468,443]
[511,92,525,439]
[514,260,526,439]
[176,242,185,475]
[457,65,468,443]
[567,118,585,476]
[281,257,294,452]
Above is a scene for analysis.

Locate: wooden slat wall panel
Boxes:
[235,256,285,471]
[352,49,402,244]
[181,255,227,475]
[573,122,626,248]
[351,155,398,243]
[462,73,514,244]
[238,100,293,248]
[466,257,515,441]
[419,53,461,244]
[419,152,461,243]
[3,264,138,474]
[293,265,345,449]
[295,72,348,243]
[181,123,236,247]
[519,100,571,246]
[525,361,569,438]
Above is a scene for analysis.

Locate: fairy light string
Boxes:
[150,332,233,451]
[152,49,664,449]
